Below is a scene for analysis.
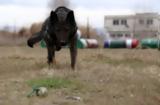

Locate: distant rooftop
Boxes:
[105,12,160,19]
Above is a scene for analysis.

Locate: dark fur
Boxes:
[27,7,78,69]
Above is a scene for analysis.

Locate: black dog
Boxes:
[27,7,78,69]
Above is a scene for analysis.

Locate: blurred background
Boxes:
[0,0,160,46]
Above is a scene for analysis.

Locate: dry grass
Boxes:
[0,35,28,46]
[0,46,160,105]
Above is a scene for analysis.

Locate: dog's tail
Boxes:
[27,32,43,48]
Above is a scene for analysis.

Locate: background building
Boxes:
[104,13,160,40]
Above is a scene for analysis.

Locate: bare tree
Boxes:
[48,0,71,10]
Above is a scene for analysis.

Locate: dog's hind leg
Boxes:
[27,18,49,48]
[27,32,43,48]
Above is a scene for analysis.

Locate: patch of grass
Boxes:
[27,77,85,91]
[32,61,48,69]
[27,77,73,89]
[86,53,159,68]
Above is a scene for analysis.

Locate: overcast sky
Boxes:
[0,0,160,28]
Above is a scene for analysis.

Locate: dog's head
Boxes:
[49,9,77,47]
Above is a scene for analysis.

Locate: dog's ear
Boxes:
[50,11,58,23]
[66,11,76,25]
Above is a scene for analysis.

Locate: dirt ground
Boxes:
[0,46,160,105]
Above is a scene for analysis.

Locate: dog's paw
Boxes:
[56,46,61,51]
[27,40,34,48]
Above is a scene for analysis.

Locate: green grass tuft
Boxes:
[27,77,73,89]
[27,77,86,92]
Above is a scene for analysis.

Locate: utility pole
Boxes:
[156,17,160,50]
[132,15,136,39]
[13,19,17,38]
[86,17,90,38]
[158,19,160,50]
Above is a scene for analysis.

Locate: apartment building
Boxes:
[104,13,160,40]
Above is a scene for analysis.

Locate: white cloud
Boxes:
[0,4,134,28]
[73,0,160,13]
[74,7,134,28]
[0,5,48,28]
[0,0,48,7]
[0,0,160,29]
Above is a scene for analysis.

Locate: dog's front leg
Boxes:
[69,36,77,70]
[47,46,55,69]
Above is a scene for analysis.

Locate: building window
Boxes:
[117,34,123,37]
[139,19,144,25]
[111,34,115,37]
[147,19,153,25]
[125,34,130,37]
[113,20,119,25]
[121,19,127,25]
